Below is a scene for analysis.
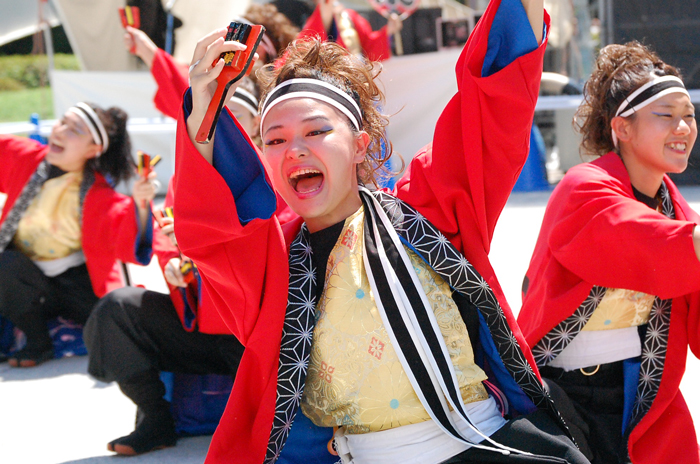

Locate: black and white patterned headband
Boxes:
[67,102,109,155]
[230,87,259,117]
[260,78,362,133]
[613,75,690,147]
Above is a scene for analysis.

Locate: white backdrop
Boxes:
[50,47,464,184]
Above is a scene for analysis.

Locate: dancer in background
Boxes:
[0,103,155,367]
[518,41,700,464]
[299,0,402,62]
[123,3,299,120]
[84,179,245,456]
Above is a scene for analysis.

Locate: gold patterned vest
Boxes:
[301,206,488,434]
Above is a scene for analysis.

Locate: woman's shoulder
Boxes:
[558,152,629,193]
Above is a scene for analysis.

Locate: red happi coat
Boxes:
[518,152,700,464]
[174,0,548,461]
[0,134,150,297]
[299,5,391,62]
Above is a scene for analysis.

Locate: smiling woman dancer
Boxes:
[518,42,700,464]
[173,0,589,463]
[0,103,155,367]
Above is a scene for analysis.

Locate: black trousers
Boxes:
[0,248,98,352]
[84,286,244,410]
[442,410,590,464]
[540,363,630,464]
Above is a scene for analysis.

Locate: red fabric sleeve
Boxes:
[346,9,390,62]
[298,5,329,42]
[0,135,45,200]
[82,175,149,296]
[298,7,391,61]
[173,110,288,344]
[394,7,548,271]
[547,159,700,300]
[151,48,190,119]
[392,0,548,382]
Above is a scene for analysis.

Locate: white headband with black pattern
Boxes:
[260,78,362,134]
[612,75,690,147]
[230,87,259,117]
[67,102,109,155]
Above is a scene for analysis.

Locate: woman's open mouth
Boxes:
[289,168,324,194]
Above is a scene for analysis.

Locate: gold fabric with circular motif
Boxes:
[582,288,654,331]
[301,207,488,434]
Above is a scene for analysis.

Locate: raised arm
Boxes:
[395,0,548,261]
[522,0,544,43]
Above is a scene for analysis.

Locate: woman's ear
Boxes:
[611,116,633,145]
[353,131,370,163]
[88,144,102,160]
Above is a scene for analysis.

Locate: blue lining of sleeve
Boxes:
[482,0,540,77]
[183,89,276,225]
[622,356,641,433]
[133,203,154,265]
[477,312,538,415]
[276,411,336,464]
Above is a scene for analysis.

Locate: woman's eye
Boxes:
[308,128,332,137]
[264,138,284,146]
[652,112,672,118]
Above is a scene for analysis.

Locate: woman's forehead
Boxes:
[263,97,346,129]
[63,111,90,131]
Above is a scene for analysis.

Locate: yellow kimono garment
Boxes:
[14,170,83,260]
[582,288,654,331]
[301,207,488,434]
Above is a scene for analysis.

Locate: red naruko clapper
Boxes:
[195,22,265,144]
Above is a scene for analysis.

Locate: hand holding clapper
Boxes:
[195,22,265,144]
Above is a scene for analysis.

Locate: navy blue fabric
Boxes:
[160,371,234,436]
[133,203,154,265]
[48,317,87,357]
[183,89,277,225]
[622,357,641,433]
[276,411,336,464]
[478,312,538,415]
[0,315,85,358]
[482,0,540,77]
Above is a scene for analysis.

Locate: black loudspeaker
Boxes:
[361,8,442,55]
[607,1,700,184]
[609,1,700,88]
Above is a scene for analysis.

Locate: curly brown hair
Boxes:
[244,3,299,61]
[256,38,395,186]
[575,41,682,158]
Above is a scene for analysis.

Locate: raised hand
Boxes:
[124,26,158,68]
[186,28,252,162]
